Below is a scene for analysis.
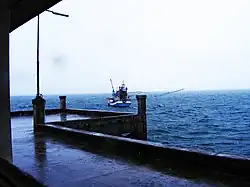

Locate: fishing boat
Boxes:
[107,79,131,107]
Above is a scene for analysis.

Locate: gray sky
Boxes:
[10,0,250,96]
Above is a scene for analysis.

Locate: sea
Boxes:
[10,90,250,158]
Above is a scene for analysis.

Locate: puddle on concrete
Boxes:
[45,114,90,123]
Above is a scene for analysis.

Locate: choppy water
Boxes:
[10,90,250,157]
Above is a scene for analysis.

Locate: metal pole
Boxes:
[45,10,69,17]
[35,11,68,97]
[36,15,40,97]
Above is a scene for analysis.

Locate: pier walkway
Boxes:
[11,116,240,187]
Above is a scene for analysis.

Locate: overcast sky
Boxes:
[10,0,250,96]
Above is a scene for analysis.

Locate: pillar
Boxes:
[136,95,147,140]
[59,96,66,110]
[60,113,67,121]
[32,96,46,127]
[136,95,147,116]
[0,2,12,162]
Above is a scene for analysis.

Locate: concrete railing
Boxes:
[48,114,146,139]
[13,94,148,139]
[38,123,250,180]
[64,108,133,117]
[10,108,132,118]
[11,109,61,117]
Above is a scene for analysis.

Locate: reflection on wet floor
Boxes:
[45,114,90,123]
[11,116,244,187]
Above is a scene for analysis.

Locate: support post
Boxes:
[136,95,147,140]
[0,2,12,162]
[32,96,46,127]
[59,96,67,110]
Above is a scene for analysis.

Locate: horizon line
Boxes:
[10,88,250,97]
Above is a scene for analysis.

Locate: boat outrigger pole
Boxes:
[110,79,115,96]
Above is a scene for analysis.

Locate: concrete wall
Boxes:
[65,108,132,117]
[11,109,146,139]
[49,114,146,140]
[10,108,131,117]
[39,123,250,180]
[11,109,61,117]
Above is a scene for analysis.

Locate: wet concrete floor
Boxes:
[11,116,238,187]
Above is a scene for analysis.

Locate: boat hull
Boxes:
[108,100,131,107]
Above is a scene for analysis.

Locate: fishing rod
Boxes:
[157,88,185,97]
[128,88,185,99]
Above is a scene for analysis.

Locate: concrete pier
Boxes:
[32,96,46,127]
[0,1,12,163]
[12,116,244,187]
[59,96,66,110]
[136,95,147,140]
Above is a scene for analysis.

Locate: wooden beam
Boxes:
[9,0,62,32]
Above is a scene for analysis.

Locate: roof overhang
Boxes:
[9,0,62,33]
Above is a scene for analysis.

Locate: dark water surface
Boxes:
[11,90,250,157]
